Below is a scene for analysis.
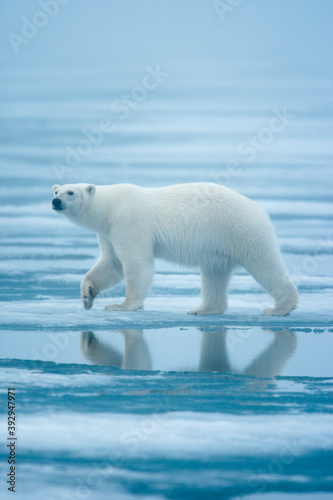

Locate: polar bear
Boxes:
[51,182,298,316]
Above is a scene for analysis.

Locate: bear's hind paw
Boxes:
[264,304,294,316]
[187,306,224,316]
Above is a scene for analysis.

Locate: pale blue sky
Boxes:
[0,0,332,74]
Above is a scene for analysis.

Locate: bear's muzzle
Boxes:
[52,198,63,211]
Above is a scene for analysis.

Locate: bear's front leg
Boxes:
[105,258,154,312]
[81,277,98,310]
[81,234,125,310]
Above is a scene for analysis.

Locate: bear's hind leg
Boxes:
[188,261,235,316]
[243,253,298,316]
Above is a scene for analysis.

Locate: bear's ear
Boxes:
[86,185,96,196]
[52,184,60,194]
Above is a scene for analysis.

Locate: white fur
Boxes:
[51,182,298,315]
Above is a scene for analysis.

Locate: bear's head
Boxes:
[52,183,96,223]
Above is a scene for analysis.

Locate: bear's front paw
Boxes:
[105,301,143,312]
[81,282,97,310]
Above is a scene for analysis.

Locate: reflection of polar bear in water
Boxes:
[52,182,298,315]
[198,328,297,377]
[80,329,297,377]
[81,330,152,371]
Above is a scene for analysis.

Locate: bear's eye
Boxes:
[67,191,74,196]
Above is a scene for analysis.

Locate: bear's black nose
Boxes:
[52,198,62,210]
